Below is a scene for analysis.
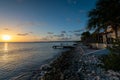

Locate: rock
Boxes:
[116,72,120,77]
[40,71,46,76]
[95,76,100,80]
[92,70,95,74]
[40,64,51,71]
[77,68,82,72]
[109,76,120,80]
[60,73,64,80]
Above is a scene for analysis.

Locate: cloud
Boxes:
[60,33,65,37]
[53,32,72,41]
[68,31,73,33]
[74,30,82,32]
[54,33,65,37]
[40,35,54,41]
[29,32,33,34]
[68,35,72,38]
[79,10,86,13]
[77,19,81,23]
[58,37,72,41]
[17,22,47,28]
[67,0,78,5]
[40,37,49,41]
[61,31,66,33]
[17,33,29,36]
[74,33,81,36]
[73,28,85,32]
[66,18,72,22]
[47,32,54,34]
[40,33,73,41]
[4,28,9,30]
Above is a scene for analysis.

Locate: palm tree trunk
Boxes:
[114,27,118,39]
[105,28,108,47]
[105,33,108,47]
[112,25,118,39]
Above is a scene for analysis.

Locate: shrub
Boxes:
[100,39,120,71]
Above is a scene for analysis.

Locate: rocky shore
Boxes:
[12,44,82,80]
[38,44,120,80]
[78,45,120,80]
[12,44,120,80]
[37,45,82,80]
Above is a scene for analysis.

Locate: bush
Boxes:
[100,53,120,71]
[100,39,120,71]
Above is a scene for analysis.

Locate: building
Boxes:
[89,26,120,49]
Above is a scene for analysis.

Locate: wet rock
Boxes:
[109,76,120,80]
[40,64,52,71]
[95,76,100,80]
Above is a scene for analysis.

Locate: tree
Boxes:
[87,0,120,38]
[100,39,120,71]
[81,31,91,42]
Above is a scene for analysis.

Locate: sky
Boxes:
[0,0,97,42]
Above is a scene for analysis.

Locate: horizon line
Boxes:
[0,40,80,43]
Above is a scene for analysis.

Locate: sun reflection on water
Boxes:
[1,43,9,62]
[4,43,8,52]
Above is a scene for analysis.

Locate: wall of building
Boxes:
[90,43,106,49]
[88,27,120,49]
[117,29,120,38]
[90,43,113,49]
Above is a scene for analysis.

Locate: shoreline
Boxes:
[12,44,82,80]
[11,47,76,80]
[40,44,120,80]
[11,43,120,80]
[40,45,82,80]
[78,44,120,80]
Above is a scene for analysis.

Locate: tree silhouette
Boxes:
[87,0,120,38]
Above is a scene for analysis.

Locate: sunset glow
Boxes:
[0,0,96,42]
[2,35,11,41]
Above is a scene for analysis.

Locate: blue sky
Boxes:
[0,0,97,42]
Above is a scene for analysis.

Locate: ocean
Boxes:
[0,42,74,80]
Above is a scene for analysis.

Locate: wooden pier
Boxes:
[52,45,75,49]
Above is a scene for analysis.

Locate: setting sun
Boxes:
[2,35,11,41]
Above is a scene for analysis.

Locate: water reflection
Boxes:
[2,54,8,61]
[0,43,10,62]
[4,43,8,52]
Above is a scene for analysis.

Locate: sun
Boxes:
[2,35,11,41]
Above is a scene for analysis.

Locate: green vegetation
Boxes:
[87,0,120,38]
[86,0,120,71]
[81,31,91,43]
[100,39,120,71]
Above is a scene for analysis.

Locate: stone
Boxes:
[40,64,51,71]
[95,76,100,80]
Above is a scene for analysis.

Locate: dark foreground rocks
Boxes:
[38,47,82,80]
[11,46,82,80]
[12,45,120,80]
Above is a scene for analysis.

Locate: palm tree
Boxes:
[87,0,120,39]
[88,8,109,44]
[81,31,91,43]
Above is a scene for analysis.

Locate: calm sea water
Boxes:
[0,42,74,80]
